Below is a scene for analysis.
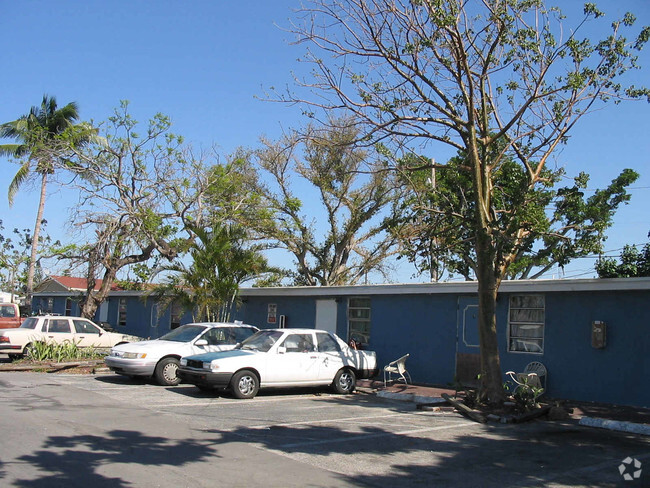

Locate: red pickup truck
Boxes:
[0,303,23,329]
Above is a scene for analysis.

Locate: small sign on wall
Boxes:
[267,303,277,324]
[592,320,606,349]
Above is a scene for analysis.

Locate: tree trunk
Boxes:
[475,230,506,405]
[79,292,102,320]
[26,172,48,309]
[79,269,118,320]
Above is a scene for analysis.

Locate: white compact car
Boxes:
[105,322,258,386]
[0,315,142,359]
[177,328,378,399]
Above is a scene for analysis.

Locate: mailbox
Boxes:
[591,321,606,349]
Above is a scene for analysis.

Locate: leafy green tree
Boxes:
[389,152,639,281]
[596,237,650,277]
[152,224,271,322]
[0,220,56,303]
[250,121,403,286]
[0,221,27,302]
[56,102,188,319]
[0,95,97,306]
[282,0,649,402]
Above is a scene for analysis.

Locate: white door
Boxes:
[315,331,345,382]
[45,318,76,345]
[71,319,112,347]
[315,299,337,334]
[265,332,320,384]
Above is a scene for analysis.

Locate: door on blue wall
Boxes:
[99,302,109,324]
[456,296,480,385]
[315,300,337,334]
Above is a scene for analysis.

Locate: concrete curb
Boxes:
[376,390,448,405]
[374,390,650,436]
[579,417,650,436]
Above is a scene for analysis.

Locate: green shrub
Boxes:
[25,341,105,362]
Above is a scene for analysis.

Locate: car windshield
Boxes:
[158,324,207,343]
[237,330,284,353]
[19,317,39,330]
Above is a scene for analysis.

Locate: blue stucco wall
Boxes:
[485,289,649,408]
[235,288,650,407]
[367,294,458,386]
[234,293,460,387]
[34,281,650,407]
[234,296,317,331]
[31,294,193,339]
[500,290,649,407]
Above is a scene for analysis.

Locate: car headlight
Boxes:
[180,358,187,366]
[122,352,147,359]
[204,361,217,370]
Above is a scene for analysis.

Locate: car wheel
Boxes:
[23,343,34,360]
[333,368,356,394]
[230,369,259,399]
[154,357,181,386]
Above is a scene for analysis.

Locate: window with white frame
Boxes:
[508,295,545,353]
[348,297,371,347]
[118,298,127,327]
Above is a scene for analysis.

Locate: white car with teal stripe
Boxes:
[177,328,378,398]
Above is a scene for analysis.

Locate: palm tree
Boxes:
[0,95,96,306]
[152,224,270,322]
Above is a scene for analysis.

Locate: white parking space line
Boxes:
[277,422,474,449]
[242,412,424,430]
[142,395,342,408]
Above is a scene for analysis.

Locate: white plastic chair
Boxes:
[383,354,412,387]
[506,361,547,394]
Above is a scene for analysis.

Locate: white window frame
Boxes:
[347,297,371,346]
[118,298,127,327]
[507,294,545,354]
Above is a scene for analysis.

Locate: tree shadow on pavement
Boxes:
[203,419,650,488]
[9,429,220,488]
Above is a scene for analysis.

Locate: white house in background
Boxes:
[0,291,22,304]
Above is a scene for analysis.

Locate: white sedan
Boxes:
[0,315,141,359]
[105,322,258,386]
[177,328,378,398]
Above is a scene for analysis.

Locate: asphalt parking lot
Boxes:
[0,372,648,487]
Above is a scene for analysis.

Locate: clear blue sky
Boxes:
[1,0,649,283]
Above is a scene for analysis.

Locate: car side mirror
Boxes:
[277,346,286,354]
[195,339,208,347]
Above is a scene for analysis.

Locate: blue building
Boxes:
[33,275,650,408]
[32,276,193,338]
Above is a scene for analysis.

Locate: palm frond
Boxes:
[8,161,32,206]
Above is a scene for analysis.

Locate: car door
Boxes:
[45,318,75,345]
[315,332,346,382]
[264,332,321,385]
[72,319,109,347]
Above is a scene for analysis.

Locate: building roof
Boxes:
[32,275,650,298]
[34,276,124,293]
[238,276,650,297]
